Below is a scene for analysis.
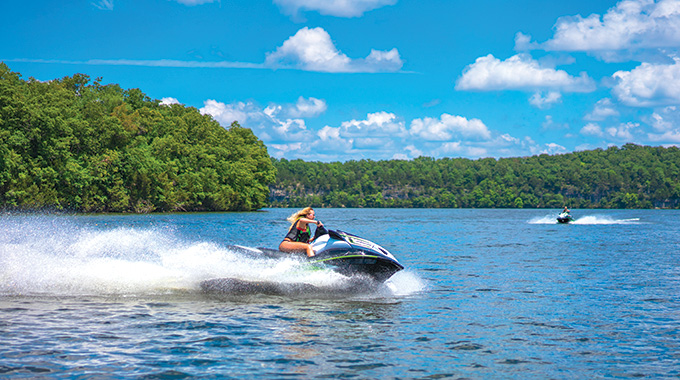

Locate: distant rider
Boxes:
[279,207,323,257]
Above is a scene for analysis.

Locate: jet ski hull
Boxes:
[227,229,404,283]
[557,212,573,224]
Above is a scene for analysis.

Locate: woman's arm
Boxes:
[297,217,323,227]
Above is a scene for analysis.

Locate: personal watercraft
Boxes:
[228,226,404,283]
[557,212,574,224]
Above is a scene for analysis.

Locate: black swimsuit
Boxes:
[284,219,311,243]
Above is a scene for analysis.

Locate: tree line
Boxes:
[0,63,275,212]
[2,64,679,212]
[270,144,680,209]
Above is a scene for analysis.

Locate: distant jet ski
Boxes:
[556,212,574,224]
[222,226,404,283]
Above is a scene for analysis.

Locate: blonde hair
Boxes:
[287,207,314,226]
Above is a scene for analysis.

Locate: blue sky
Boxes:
[3,0,680,162]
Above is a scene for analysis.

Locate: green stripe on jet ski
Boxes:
[310,254,382,264]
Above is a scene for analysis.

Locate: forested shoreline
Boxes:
[0,64,275,212]
[271,144,680,209]
[2,64,679,212]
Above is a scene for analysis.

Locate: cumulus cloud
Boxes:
[514,32,538,51]
[160,97,180,106]
[612,58,680,106]
[288,96,328,118]
[199,99,314,143]
[264,97,328,120]
[581,122,605,136]
[265,27,402,72]
[200,99,570,160]
[536,0,680,61]
[308,112,408,160]
[409,114,491,140]
[529,91,563,109]
[455,54,596,92]
[274,0,396,17]
[647,106,680,142]
[584,98,620,120]
[340,112,408,138]
[648,130,680,142]
[649,106,677,131]
[606,121,640,140]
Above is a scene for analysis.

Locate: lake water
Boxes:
[1,208,679,379]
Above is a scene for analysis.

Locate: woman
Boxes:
[279,207,323,257]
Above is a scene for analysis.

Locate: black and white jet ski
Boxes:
[228,226,404,283]
[556,212,574,224]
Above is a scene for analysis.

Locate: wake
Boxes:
[0,215,423,298]
[529,214,641,225]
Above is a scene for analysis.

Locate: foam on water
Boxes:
[0,215,418,298]
[529,214,641,225]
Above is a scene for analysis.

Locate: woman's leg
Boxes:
[279,240,315,257]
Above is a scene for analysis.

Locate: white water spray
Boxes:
[0,215,420,298]
[529,214,641,225]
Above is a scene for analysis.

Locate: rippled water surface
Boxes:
[1,209,679,379]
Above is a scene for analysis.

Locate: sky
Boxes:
[3,0,680,162]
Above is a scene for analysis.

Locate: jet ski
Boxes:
[556,212,574,224]
[227,226,404,283]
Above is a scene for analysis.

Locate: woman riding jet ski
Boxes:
[271,207,403,282]
[235,225,403,283]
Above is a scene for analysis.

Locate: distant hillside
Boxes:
[270,144,680,209]
[0,63,275,212]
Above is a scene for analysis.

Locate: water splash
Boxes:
[0,215,418,298]
[529,214,641,225]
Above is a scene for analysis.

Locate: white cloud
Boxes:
[514,32,538,51]
[529,91,563,109]
[538,0,680,61]
[544,142,568,154]
[201,100,575,160]
[287,96,327,118]
[264,97,327,119]
[409,114,491,140]
[265,27,402,72]
[200,100,251,127]
[268,142,308,159]
[340,111,407,137]
[648,130,680,142]
[646,106,680,141]
[649,106,677,131]
[465,146,489,157]
[455,54,596,92]
[584,98,620,121]
[274,0,396,17]
[650,111,673,131]
[612,59,680,106]
[9,28,399,74]
[606,121,640,140]
[306,112,408,160]
[581,122,604,136]
[199,99,313,143]
[160,97,180,106]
